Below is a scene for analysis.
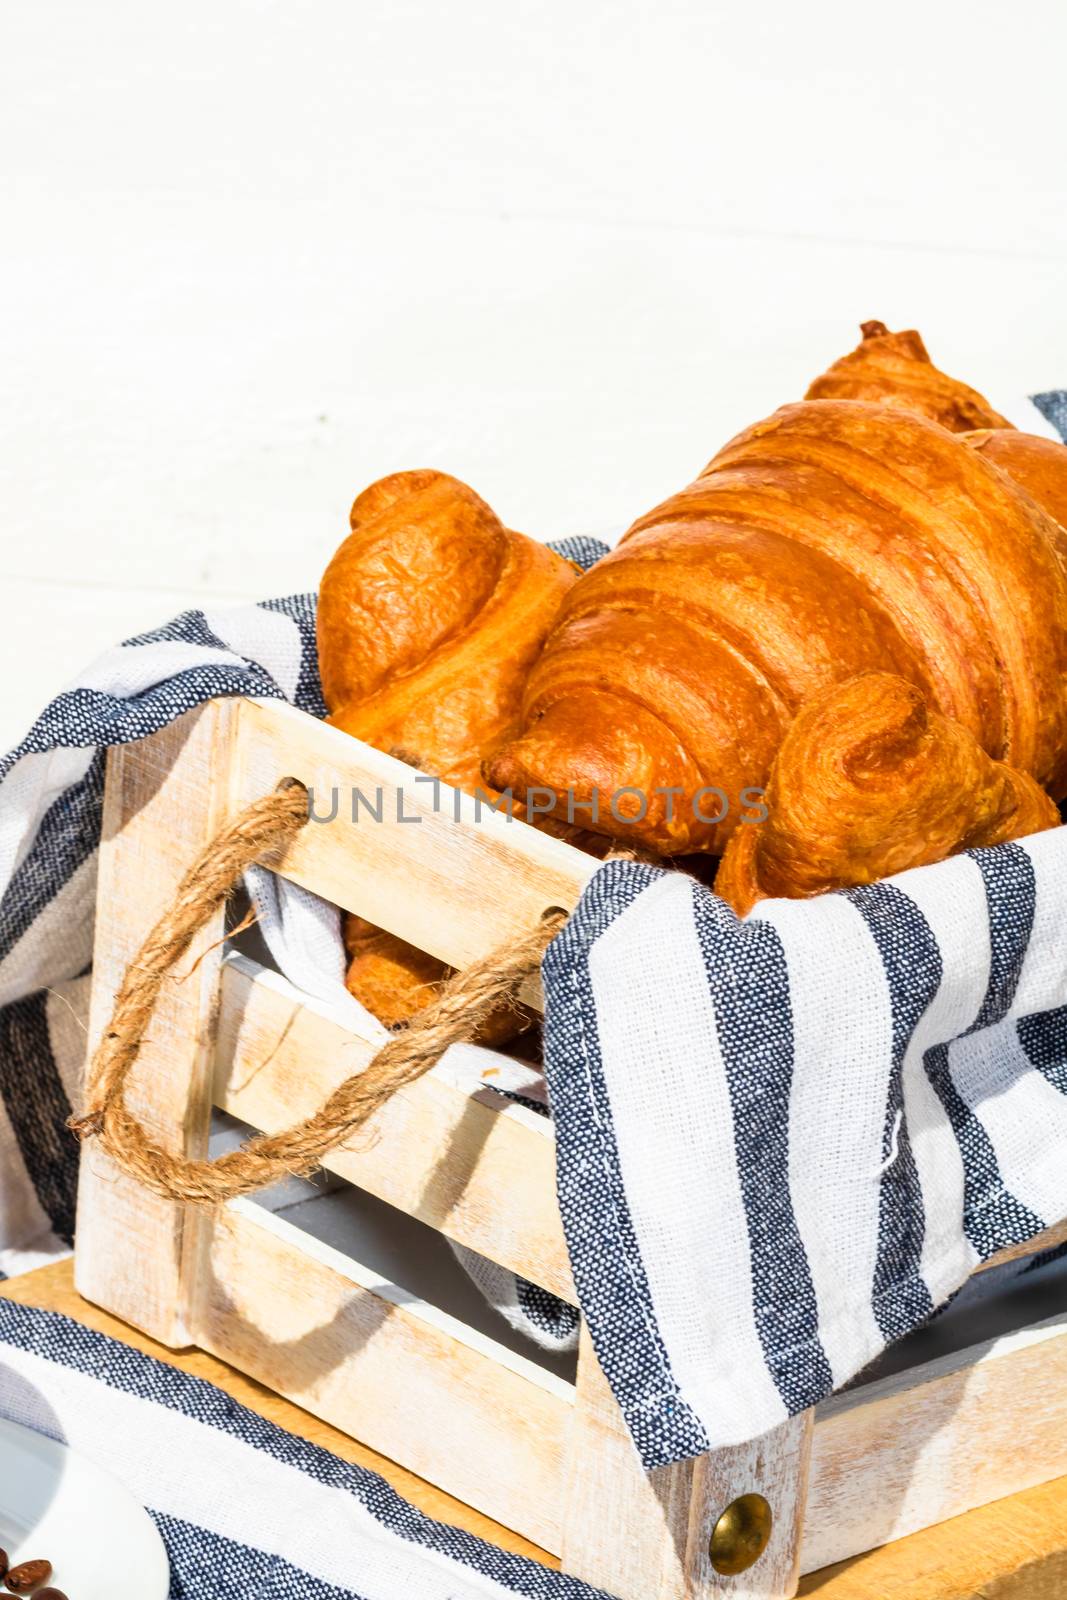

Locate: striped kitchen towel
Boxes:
[0,1296,609,1599]
[2,399,1067,1471]
[543,841,1067,1466]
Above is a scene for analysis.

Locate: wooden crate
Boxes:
[74,696,1067,1599]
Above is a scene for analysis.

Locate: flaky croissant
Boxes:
[963,429,1067,563]
[809,323,1067,541]
[715,674,1060,917]
[809,320,1067,536]
[488,395,1067,856]
[319,469,577,789]
[318,469,577,1028]
[341,915,451,1030]
[805,320,1013,432]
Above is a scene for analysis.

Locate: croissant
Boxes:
[963,429,1067,561]
[488,396,1067,856]
[805,320,1013,432]
[339,915,447,1029]
[810,320,1067,535]
[714,674,1060,917]
[318,469,578,1027]
[319,468,577,789]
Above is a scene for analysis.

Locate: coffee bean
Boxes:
[35,1591,68,1600]
[0,1552,7,1581]
[4,1559,52,1593]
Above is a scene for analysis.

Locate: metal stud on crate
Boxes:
[74,695,1067,1600]
[710,1495,774,1577]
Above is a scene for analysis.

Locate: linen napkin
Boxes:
[0,1296,608,1599]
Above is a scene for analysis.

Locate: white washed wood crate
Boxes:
[74,696,1067,1600]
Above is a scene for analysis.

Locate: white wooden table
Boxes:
[2,0,1065,749]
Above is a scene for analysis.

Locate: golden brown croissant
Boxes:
[341,915,450,1029]
[341,920,532,1045]
[488,398,1067,856]
[318,468,578,1027]
[714,674,1060,917]
[319,468,577,789]
[805,320,1013,431]
[963,429,1067,559]
[810,321,1067,537]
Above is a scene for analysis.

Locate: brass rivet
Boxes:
[708,1492,773,1576]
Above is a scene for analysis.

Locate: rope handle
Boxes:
[71,783,565,1205]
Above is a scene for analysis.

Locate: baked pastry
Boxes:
[320,468,577,789]
[488,399,1067,855]
[715,674,1060,916]
[342,915,449,1030]
[809,323,1067,539]
[963,429,1067,560]
[805,320,1013,431]
[318,469,578,1027]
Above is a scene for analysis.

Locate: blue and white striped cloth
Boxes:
[545,838,1067,1466]
[0,1296,609,1599]
[2,400,1067,1477]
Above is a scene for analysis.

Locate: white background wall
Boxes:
[2,0,1065,749]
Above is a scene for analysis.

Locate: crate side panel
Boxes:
[803,1317,1067,1572]
[214,956,575,1301]
[195,1200,570,1552]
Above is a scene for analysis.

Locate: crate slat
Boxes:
[802,1311,1067,1572]
[229,697,596,1005]
[214,954,575,1303]
[76,700,241,1346]
[195,1198,572,1552]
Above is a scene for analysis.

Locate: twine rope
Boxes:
[70,783,565,1205]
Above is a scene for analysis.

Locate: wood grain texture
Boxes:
[194,1199,572,1552]
[803,1312,1067,1574]
[560,1325,812,1599]
[74,701,239,1346]
[797,1473,1067,1600]
[229,696,596,1008]
[215,954,575,1301]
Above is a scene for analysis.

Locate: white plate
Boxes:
[0,1416,169,1598]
